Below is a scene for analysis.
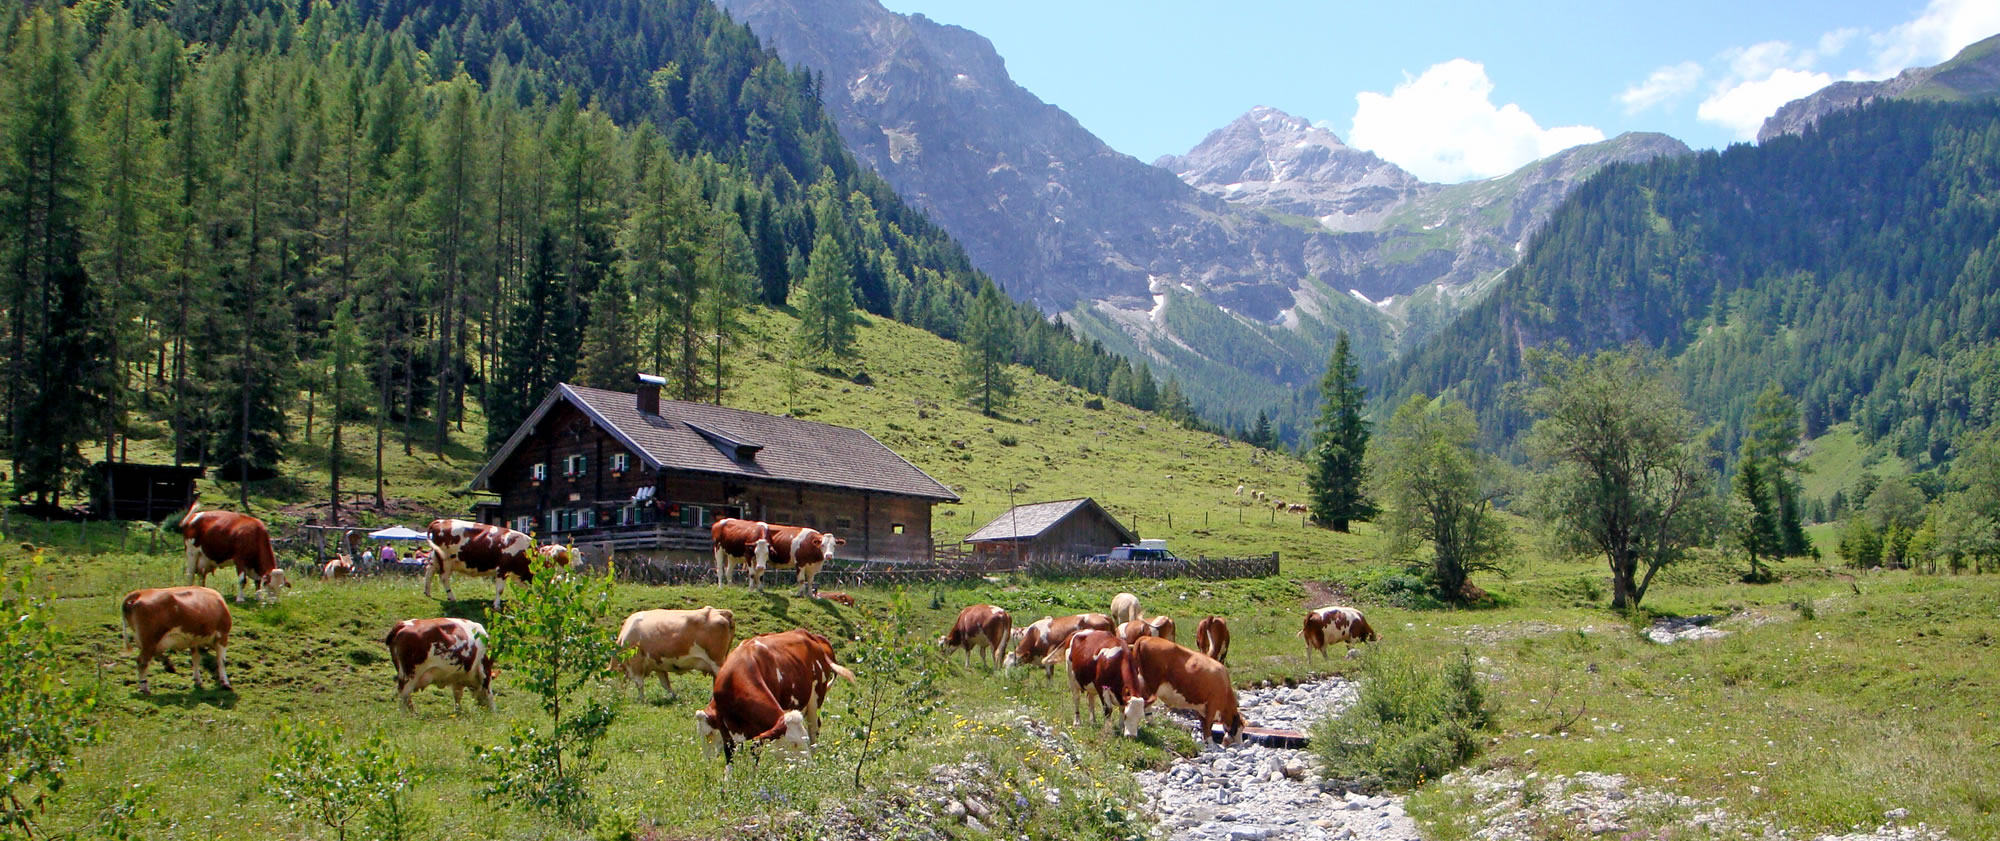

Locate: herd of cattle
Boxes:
[116,501,1382,761]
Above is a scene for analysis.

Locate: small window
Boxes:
[513,516,535,534]
[836,517,853,531]
[611,453,630,472]
[564,454,588,477]
[892,523,906,535]
[530,463,548,481]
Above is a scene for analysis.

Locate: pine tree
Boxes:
[1308,332,1377,531]
[793,228,858,367]
[1743,384,1811,555]
[957,281,1016,417]
[1250,411,1274,450]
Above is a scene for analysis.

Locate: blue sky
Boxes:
[878,0,2000,182]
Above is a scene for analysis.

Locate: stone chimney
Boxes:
[635,373,663,415]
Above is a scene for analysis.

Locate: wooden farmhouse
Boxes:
[469,377,959,562]
[962,497,1137,562]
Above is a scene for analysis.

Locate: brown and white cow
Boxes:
[121,586,232,694]
[1301,606,1379,658]
[1115,615,1176,645]
[615,606,736,701]
[424,519,536,609]
[710,518,773,587]
[179,493,290,603]
[538,543,580,568]
[1110,592,1142,624]
[762,525,843,596]
[938,604,1013,667]
[1131,636,1245,745]
[1194,616,1231,664]
[694,629,856,763]
[384,618,495,712]
[1043,629,1145,734]
[1003,612,1116,675]
[322,554,354,580]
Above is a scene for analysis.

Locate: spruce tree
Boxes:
[1308,332,1377,531]
[1732,457,1781,581]
[576,269,635,390]
[957,282,1015,417]
[1743,384,1811,555]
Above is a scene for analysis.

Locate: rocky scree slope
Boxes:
[1758,33,2000,142]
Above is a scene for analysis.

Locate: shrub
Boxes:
[0,552,105,839]
[1311,645,1493,790]
[1083,398,1104,410]
[268,719,422,841]
[996,434,1019,447]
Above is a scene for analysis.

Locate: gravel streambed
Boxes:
[1136,678,1422,841]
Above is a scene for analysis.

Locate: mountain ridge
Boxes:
[1757,33,2000,142]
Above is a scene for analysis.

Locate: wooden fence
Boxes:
[609,551,1280,587]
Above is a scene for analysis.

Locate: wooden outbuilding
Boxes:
[89,462,204,521]
[962,497,1137,562]
[468,377,959,562]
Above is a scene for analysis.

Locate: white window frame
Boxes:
[564,454,588,477]
[611,453,630,472]
[530,462,548,481]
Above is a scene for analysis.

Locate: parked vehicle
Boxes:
[1092,539,1179,562]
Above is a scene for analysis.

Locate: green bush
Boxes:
[1311,645,1493,790]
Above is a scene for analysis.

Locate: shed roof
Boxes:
[962,497,1136,544]
[470,383,959,502]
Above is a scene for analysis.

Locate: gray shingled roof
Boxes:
[962,498,1134,543]
[471,384,959,501]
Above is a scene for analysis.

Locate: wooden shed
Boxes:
[89,462,204,521]
[468,377,959,562]
[962,497,1137,562]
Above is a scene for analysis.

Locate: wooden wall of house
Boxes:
[969,510,1130,561]
[492,402,651,527]
[739,482,935,562]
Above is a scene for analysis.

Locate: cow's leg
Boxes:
[399,680,415,714]
[452,685,465,710]
[491,575,506,610]
[235,570,248,603]
[713,546,728,586]
[213,644,230,690]
[422,559,436,597]
[659,671,676,701]
[476,678,495,711]
[627,664,646,701]
[189,647,203,689]
[135,649,153,695]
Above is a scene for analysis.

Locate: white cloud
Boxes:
[1870,0,2000,76]
[1619,62,1703,114]
[1348,59,1604,183]
[1696,68,1833,140]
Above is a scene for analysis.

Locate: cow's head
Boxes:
[816,532,840,559]
[1221,711,1247,746]
[751,537,771,570]
[695,709,728,761]
[265,568,292,591]
[772,710,812,755]
[1122,696,1147,738]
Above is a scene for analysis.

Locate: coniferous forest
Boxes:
[1384,99,2000,468]
[0,0,1168,512]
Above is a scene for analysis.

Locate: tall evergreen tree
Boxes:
[1731,456,1781,581]
[576,268,635,390]
[957,281,1016,417]
[793,228,858,367]
[1308,332,1377,531]
[2,13,112,506]
[1743,384,1811,554]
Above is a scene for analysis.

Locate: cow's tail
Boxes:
[1040,637,1074,667]
[829,661,856,683]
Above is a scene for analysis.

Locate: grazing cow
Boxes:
[322,554,354,580]
[1235,484,1245,497]
[1110,592,1142,624]
[615,606,736,701]
[709,518,773,587]
[1131,636,1245,745]
[121,586,232,694]
[1043,629,1144,733]
[938,604,1013,667]
[1117,615,1176,645]
[759,524,844,596]
[384,618,494,713]
[1288,503,1308,514]
[694,630,855,763]
[1004,613,1115,674]
[1301,606,1379,658]
[1194,616,1231,664]
[179,493,290,603]
[816,591,857,607]
[423,519,536,609]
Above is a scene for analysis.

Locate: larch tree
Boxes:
[792,227,859,368]
[957,281,1016,417]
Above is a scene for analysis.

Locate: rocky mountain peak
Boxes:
[1758,33,2000,142]
[1156,106,1429,224]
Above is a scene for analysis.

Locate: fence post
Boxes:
[1167,512,1172,529]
